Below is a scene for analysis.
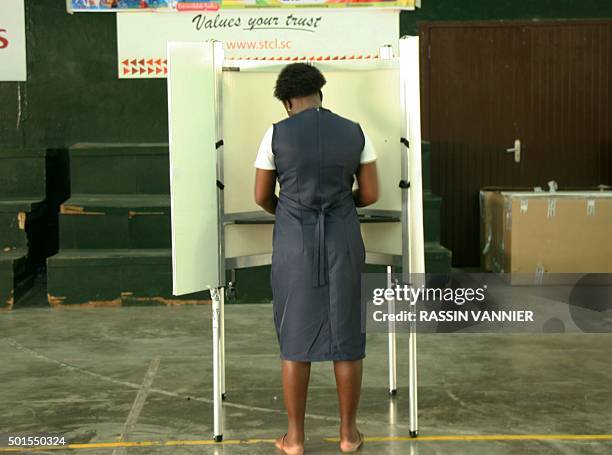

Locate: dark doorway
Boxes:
[420,21,612,266]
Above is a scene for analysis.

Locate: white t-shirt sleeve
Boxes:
[255,125,376,169]
[360,131,377,164]
[254,125,276,170]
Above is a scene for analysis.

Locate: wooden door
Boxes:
[420,21,612,266]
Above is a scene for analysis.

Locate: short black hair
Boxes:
[274,63,326,102]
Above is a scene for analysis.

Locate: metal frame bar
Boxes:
[357,208,402,218]
[213,40,226,289]
[387,266,398,395]
[398,38,413,424]
[378,45,399,399]
[211,41,226,442]
[209,286,223,442]
[222,59,400,74]
[399,35,423,438]
[225,253,273,270]
[225,209,402,222]
[223,211,274,222]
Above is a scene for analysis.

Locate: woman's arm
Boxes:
[353,161,379,207]
[254,168,278,214]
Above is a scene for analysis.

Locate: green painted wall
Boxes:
[0,1,167,148]
[1,1,611,149]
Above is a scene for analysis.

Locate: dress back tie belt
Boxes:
[278,192,354,288]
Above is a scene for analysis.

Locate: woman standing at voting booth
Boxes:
[254,63,379,454]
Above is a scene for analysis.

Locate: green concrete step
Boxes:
[59,194,170,249]
[45,242,452,306]
[0,148,69,263]
[0,199,45,250]
[423,191,441,243]
[46,249,208,306]
[362,242,452,274]
[0,148,46,199]
[362,243,452,274]
[0,199,49,270]
[424,241,453,273]
[0,249,35,310]
[69,143,169,195]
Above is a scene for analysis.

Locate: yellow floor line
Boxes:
[328,434,612,442]
[1,434,612,451]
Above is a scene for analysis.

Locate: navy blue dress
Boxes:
[270,107,366,362]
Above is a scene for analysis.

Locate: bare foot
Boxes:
[339,430,363,453]
[275,433,305,455]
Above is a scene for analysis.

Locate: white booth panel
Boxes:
[226,223,402,261]
[361,223,402,256]
[167,42,220,295]
[222,71,285,215]
[401,37,426,274]
[224,224,273,258]
[321,67,402,212]
[222,62,402,215]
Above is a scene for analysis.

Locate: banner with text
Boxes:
[72,0,414,12]
[0,0,27,81]
[117,10,399,78]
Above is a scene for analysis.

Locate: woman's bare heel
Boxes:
[340,430,363,453]
[276,434,305,455]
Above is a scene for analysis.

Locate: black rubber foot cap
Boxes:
[214,435,223,442]
[222,393,227,401]
[409,430,418,438]
[389,389,397,396]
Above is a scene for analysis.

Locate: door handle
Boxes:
[506,139,521,163]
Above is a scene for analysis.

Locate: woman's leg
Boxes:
[333,359,363,451]
[276,360,311,454]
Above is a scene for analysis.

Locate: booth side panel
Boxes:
[167,42,220,295]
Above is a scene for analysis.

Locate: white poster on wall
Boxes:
[0,0,27,81]
[117,10,399,79]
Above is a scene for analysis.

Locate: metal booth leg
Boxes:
[210,287,224,442]
[387,266,397,396]
[220,287,226,401]
[408,310,418,437]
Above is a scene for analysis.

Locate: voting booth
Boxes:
[167,38,425,441]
